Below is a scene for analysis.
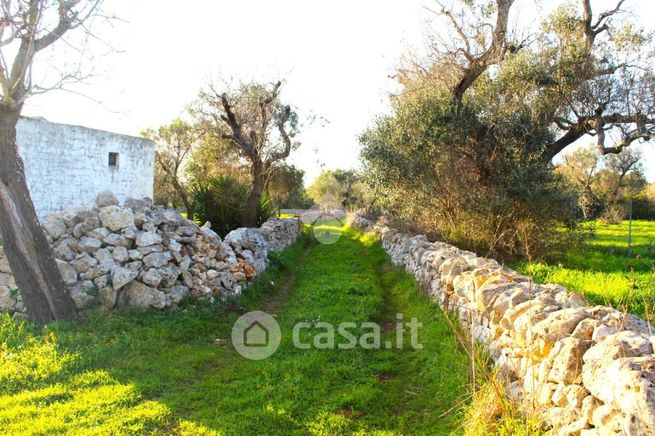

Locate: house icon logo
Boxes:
[244,320,269,347]
[231,311,281,360]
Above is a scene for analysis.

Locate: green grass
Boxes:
[0,226,471,434]
[514,220,655,318]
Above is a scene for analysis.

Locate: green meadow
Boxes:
[514,220,655,319]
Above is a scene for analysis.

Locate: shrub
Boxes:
[599,204,627,225]
[359,86,580,261]
[631,195,655,220]
[191,176,275,237]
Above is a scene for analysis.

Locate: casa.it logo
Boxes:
[231,311,424,360]
[231,311,282,360]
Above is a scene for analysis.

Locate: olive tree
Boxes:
[557,144,644,221]
[361,0,653,259]
[266,164,310,210]
[143,119,201,220]
[557,146,602,220]
[0,0,108,322]
[307,170,363,210]
[194,81,299,227]
[420,0,654,163]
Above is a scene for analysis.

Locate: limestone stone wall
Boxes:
[1,192,301,315]
[0,247,21,313]
[16,117,155,219]
[352,212,655,435]
[280,208,347,224]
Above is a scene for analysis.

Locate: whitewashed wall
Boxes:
[16,117,155,219]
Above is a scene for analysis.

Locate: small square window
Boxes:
[108,152,119,168]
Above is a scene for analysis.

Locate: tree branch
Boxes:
[597,128,651,155]
[218,92,257,158]
[451,0,515,103]
[592,0,625,32]
[545,112,654,161]
[268,105,293,164]
[582,0,626,49]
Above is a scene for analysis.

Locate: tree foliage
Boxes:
[191,176,275,237]
[307,169,364,210]
[142,119,200,219]
[558,144,648,222]
[184,131,246,186]
[266,164,312,210]
[411,0,654,160]
[634,182,655,219]
[359,0,655,260]
[194,81,300,226]
[360,85,579,260]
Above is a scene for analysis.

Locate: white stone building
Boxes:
[16,117,155,219]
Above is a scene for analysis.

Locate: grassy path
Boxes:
[0,226,470,435]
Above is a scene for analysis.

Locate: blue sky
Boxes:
[24,0,655,184]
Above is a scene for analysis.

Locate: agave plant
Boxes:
[192,176,275,237]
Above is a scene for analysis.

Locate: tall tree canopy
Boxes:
[361,0,653,259]
[142,119,201,220]
[413,0,654,162]
[194,81,300,227]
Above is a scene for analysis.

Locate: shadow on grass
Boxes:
[0,227,471,435]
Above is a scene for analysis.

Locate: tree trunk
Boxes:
[243,160,265,227]
[0,108,76,323]
[170,177,194,221]
[184,201,194,222]
[179,188,194,222]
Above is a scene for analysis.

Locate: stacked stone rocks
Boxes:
[298,209,346,224]
[280,208,346,224]
[0,192,300,314]
[0,247,22,313]
[351,212,655,435]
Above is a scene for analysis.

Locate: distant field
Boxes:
[514,220,655,319]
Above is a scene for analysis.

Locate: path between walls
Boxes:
[257,237,316,317]
[351,212,655,435]
[207,225,472,433]
[0,223,475,434]
[7,198,654,433]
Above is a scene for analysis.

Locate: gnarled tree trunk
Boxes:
[0,108,76,323]
[243,159,265,227]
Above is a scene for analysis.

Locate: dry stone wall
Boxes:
[351,212,655,436]
[0,247,20,313]
[281,208,347,224]
[1,191,300,315]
